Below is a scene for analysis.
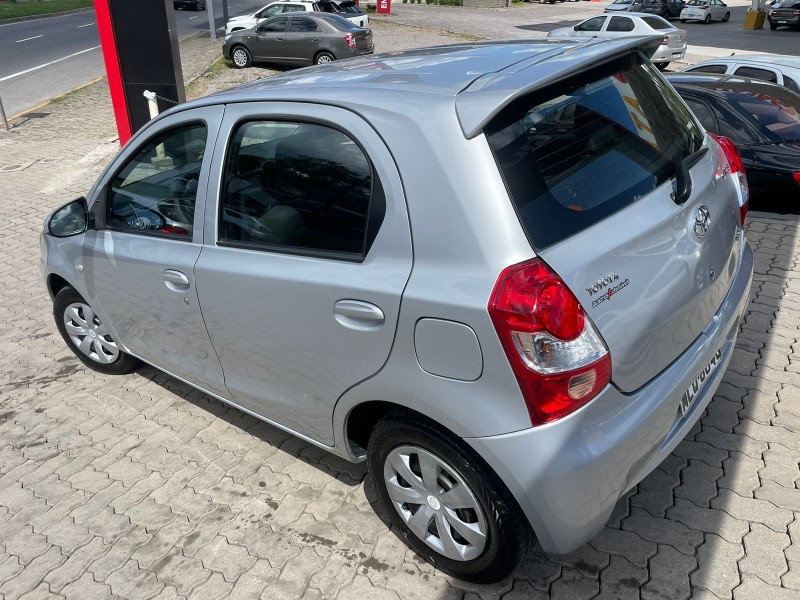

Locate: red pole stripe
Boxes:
[94,0,132,145]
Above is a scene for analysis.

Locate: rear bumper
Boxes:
[652,43,686,62]
[769,15,800,25]
[467,233,753,554]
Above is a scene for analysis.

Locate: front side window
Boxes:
[282,5,305,12]
[220,121,380,259]
[257,5,283,18]
[577,16,606,31]
[107,123,207,237]
[261,17,289,31]
[486,53,704,250]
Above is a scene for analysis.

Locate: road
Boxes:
[0,0,266,120]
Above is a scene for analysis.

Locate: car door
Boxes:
[252,16,289,61]
[285,16,322,63]
[574,16,607,37]
[195,103,413,445]
[81,106,229,398]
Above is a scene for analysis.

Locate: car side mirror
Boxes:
[574,25,580,31]
[49,197,88,237]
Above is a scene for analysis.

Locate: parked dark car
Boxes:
[641,0,686,18]
[768,0,800,29]
[222,13,373,68]
[174,0,206,10]
[667,73,800,209]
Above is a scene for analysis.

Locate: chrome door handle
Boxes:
[163,269,190,293]
[277,36,285,40]
[311,37,319,41]
[334,300,384,330]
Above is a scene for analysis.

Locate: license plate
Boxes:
[779,20,787,22]
[679,348,723,416]
[672,52,683,58]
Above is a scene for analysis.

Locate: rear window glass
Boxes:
[687,0,708,5]
[688,64,728,74]
[485,54,704,250]
[641,16,673,29]
[324,13,359,29]
[729,89,800,142]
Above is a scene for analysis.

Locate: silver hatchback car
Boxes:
[41,37,753,583]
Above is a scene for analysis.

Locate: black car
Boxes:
[174,0,206,10]
[641,0,686,18]
[768,0,800,29]
[667,73,800,210]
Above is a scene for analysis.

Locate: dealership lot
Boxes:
[1,14,800,600]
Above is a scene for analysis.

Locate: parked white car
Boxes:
[548,13,687,69]
[225,0,368,34]
[684,55,800,93]
[679,0,731,23]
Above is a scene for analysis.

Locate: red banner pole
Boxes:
[94,0,132,145]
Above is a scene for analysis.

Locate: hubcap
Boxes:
[384,445,488,561]
[63,302,120,364]
[233,49,247,67]
[317,54,332,64]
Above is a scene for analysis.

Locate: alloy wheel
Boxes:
[63,302,120,365]
[316,54,333,64]
[233,49,249,67]
[383,445,488,562]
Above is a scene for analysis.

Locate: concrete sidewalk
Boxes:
[1,20,799,600]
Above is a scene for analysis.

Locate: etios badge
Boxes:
[693,206,711,239]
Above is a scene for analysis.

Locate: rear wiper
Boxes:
[739,138,800,148]
[671,147,709,206]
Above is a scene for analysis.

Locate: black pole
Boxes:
[221,0,229,24]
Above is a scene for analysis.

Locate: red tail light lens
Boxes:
[344,33,356,49]
[710,134,748,226]
[794,172,800,187]
[489,259,611,425]
[662,35,669,45]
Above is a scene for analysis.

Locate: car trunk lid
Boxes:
[483,52,742,393]
[353,28,372,49]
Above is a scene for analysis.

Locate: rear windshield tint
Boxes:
[485,53,704,250]
[641,16,672,29]
[325,13,359,29]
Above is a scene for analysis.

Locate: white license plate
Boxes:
[679,348,723,416]
[672,52,683,58]
[779,20,787,22]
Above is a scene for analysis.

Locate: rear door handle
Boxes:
[310,37,319,41]
[163,269,190,293]
[334,300,384,330]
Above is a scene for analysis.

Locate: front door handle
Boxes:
[311,37,319,41]
[334,299,384,330]
[277,36,285,40]
[163,269,190,293]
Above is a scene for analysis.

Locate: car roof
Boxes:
[665,72,791,96]
[173,37,662,138]
[692,54,800,70]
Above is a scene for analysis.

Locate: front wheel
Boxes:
[722,11,730,21]
[314,51,335,64]
[367,413,532,583]
[770,22,778,29]
[680,18,686,22]
[54,287,140,375]
[231,46,252,68]
[704,14,711,23]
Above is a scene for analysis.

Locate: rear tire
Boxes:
[54,287,140,376]
[314,51,335,64]
[231,46,252,68]
[367,411,533,583]
[770,23,778,29]
[722,11,730,21]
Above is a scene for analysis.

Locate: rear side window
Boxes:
[220,121,383,259]
[486,54,704,250]
[734,66,778,83]
[687,64,728,74]
[729,89,800,142]
[683,97,718,132]
[290,17,320,31]
[784,76,800,94]
[608,16,635,31]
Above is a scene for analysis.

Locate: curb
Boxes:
[0,7,93,26]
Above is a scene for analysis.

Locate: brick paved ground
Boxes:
[1,21,799,600]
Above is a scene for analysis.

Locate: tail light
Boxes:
[701,4,709,8]
[489,259,611,425]
[662,35,669,44]
[793,172,800,186]
[710,134,748,226]
[344,33,356,49]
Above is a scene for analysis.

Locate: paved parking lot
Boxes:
[1,18,799,600]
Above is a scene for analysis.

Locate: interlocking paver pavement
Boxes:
[1,19,800,600]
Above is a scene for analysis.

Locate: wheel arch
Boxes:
[47,273,73,301]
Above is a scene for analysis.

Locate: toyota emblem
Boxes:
[693,205,710,239]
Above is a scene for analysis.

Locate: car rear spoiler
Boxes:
[455,35,663,139]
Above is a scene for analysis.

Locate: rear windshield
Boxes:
[687,1,708,5]
[324,13,360,29]
[613,0,634,4]
[485,53,704,250]
[641,16,673,29]
[729,88,800,142]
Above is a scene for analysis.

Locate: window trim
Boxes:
[103,120,210,242]
[216,117,385,263]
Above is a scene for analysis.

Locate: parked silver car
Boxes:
[223,13,373,67]
[548,13,688,69]
[41,36,753,583]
